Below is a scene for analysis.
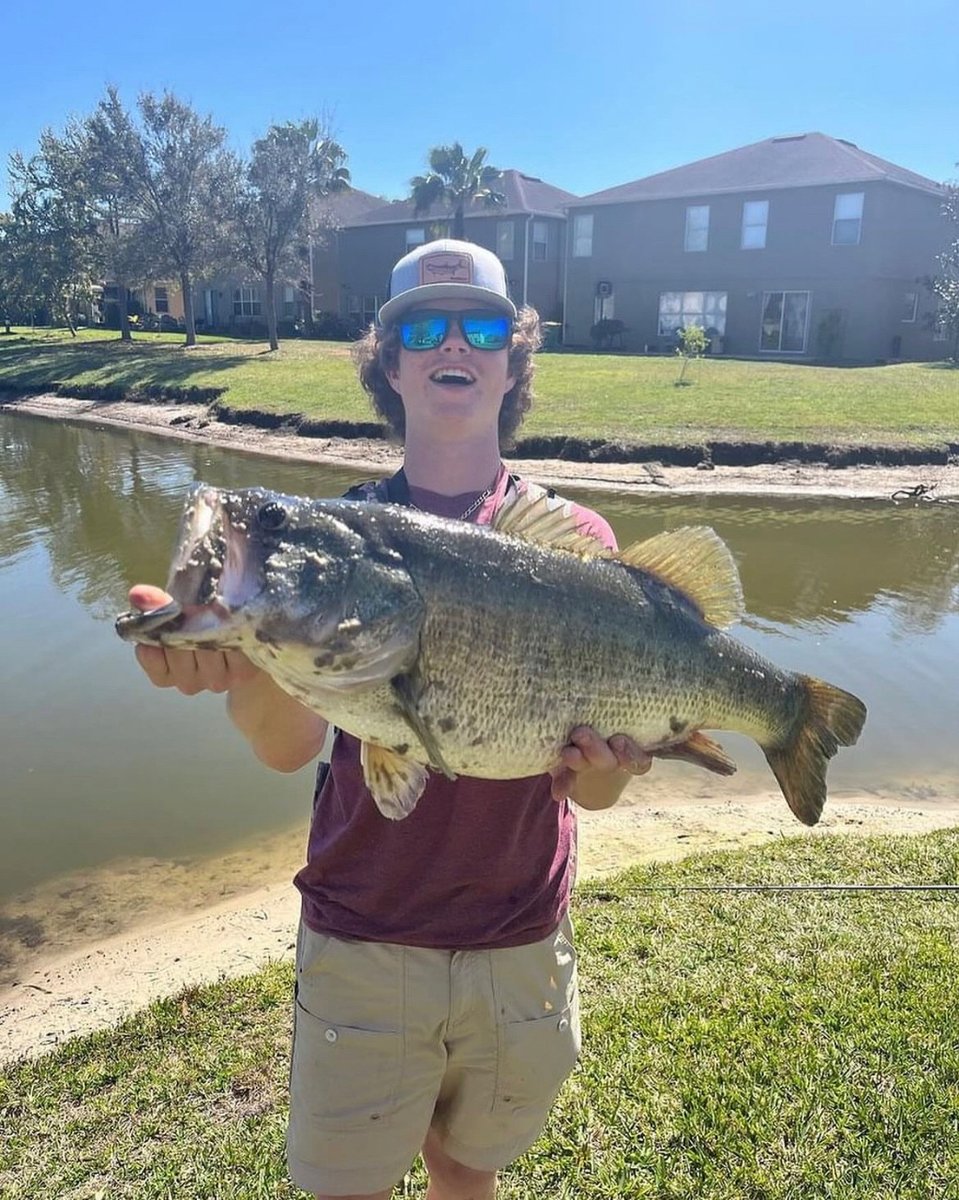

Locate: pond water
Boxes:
[1,410,957,972]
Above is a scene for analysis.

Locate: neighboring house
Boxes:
[336,170,578,328]
[564,133,949,362]
[95,280,184,329]
[196,186,382,336]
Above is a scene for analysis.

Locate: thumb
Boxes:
[128,583,173,611]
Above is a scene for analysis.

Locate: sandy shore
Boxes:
[2,393,957,1066]
[3,784,958,1066]
[6,391,959,499]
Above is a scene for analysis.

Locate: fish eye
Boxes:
[256,502,288,531]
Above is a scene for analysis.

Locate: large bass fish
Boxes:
[116,484,866,824]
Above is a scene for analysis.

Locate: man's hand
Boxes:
[549,725,652,809]
[128,584,260,695]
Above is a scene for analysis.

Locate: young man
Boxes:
[129,239,650,1200]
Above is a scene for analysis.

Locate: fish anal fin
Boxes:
[654,730,737,776]
[360,742,429,820]
[492,489,610,557]
[619,527,744,629]
[763,676,867,826]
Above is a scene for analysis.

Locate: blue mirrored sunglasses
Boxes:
[397,309,513,352]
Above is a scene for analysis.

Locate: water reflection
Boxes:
[1,411,958,926]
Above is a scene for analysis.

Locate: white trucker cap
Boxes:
[377,239,517,326]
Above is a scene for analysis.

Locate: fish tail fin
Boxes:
[763,676,867,826]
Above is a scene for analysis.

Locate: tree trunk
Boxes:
[265,270,279,352]
[181,272,196,346]
[117,282,132,342]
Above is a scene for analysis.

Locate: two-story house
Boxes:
[336,170,577,329]
[564,133,948,362]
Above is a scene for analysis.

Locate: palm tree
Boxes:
[409,143,505,240]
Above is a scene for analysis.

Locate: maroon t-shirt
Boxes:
[294,466,618,949]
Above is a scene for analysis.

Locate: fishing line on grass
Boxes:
[590,884,959,894]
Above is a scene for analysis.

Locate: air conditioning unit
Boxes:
[596,280,613,298]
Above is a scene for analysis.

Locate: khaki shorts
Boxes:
[286,916,580,1197]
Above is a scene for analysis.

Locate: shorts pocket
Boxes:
[291,996,403,1131]
[492,993,581,1116]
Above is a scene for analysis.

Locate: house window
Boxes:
[902,291,918,323]
[233,287,260,317]
[154,286,169,314]
[761,291,810,352]
[362,295,379,326]
[102,285,119,302]
[832,193,864,245]
[283,285,296,318]
[741,201,768,250]
[405,228,426,252]
[658,291,727,337]
[684,205,709,252]
[532,221,548,261]
[497,221,515,261]
[572,214,593,257]
[347,295,361,315]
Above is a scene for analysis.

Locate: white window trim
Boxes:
[405,228,426,250]
[532,220,548,261]
[831,193,864,246]
[741,201,768,250]
[902,291,918,323]
[684,205,709,253]
[572,213,593,258]
[658,290,727,337]
[496,220,515,262]
[759,290,811,354]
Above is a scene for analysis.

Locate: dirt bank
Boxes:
[5,391,959,499]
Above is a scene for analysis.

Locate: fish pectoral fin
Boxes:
[389,673,457,781]
[360,742,429,820]
[492,489,610,557]
[618,527,744,629]
[653,730,738,776]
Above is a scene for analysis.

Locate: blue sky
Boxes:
[2,0,957,212]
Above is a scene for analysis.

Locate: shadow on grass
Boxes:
[0,339,252,399]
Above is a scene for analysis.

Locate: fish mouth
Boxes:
[115,484,261,645]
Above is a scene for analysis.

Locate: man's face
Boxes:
[386,299,515,439]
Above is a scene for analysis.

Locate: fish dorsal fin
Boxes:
[492,488,610,557]
[619,526,744,629]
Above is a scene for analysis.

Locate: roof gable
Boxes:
[571,133,945,206]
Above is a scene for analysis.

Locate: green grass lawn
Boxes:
[3,830,958,1199]
[1,327,956,447]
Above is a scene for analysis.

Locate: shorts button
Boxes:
[325,1027,338,1043]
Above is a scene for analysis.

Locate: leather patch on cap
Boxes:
[419,251,473,284]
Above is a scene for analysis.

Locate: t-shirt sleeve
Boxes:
[570,502,619,552]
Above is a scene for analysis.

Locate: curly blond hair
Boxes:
[351,307,542,446]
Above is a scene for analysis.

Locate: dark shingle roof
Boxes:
[311,186,384,227]
[570,133,944,206]
[345,169,577,227]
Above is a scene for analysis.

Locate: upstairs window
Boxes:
[532,221,548,261]
[741,201,768,249]
[902,292,918,323]
[233,287,260,317]
[572,213,593,257]
[405,228,426,251]
[496,220,515,261]
[684,205,709,252]
[832,193,864,245]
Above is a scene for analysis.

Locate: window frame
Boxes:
[154,285,169,314]
[741,200,768,250]
[532,220,548,262]
[902,291,918,323]
[684,205,710,253]
[831,192,864,246]
[572,213,593,258]
[657,290,727,337]
[496,220,515,262]
[405,227,426,252]
[760,290,811,353]
[233,286,261,317]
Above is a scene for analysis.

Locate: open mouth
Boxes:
[429,368,475,387]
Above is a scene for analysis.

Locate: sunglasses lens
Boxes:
[399,314,448,350]
[461,314,512,350]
